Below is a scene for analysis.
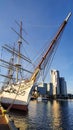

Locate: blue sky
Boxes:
[0,0,73,93]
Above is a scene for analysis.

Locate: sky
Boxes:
[0,0,73,93]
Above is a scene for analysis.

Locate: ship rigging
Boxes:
[0,12,71,111]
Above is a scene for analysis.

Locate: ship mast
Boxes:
[18,21,22,64]
[15,21,22,82]
[30,12,71,82]
[38,13,71,68]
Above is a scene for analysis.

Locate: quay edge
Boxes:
[0,104,18,130]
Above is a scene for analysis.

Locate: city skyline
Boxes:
[0,0,73,93]
[50,69,67,96]
[37,69,67,96]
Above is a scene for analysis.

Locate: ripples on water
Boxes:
[9,100,73,130]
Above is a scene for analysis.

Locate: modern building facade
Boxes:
[50,70,60,95]
[59,77,67,96]
[33,70,67,97]
[47,83,53,96]
[37,82,47,95]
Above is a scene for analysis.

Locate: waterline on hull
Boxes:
[1,103,28,111]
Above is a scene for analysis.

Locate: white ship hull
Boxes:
[0,80,34,111]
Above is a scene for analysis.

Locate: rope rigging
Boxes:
[0,13,71,112]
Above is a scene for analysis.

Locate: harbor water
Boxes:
[9,100,73,130]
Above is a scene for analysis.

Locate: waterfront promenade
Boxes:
[0,104,18,130]
[0,105,10,130]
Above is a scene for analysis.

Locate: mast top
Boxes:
[18,21,22,44]
[65,12,71,22]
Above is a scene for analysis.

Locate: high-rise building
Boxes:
[33,70,67,97]
[47,83,53,96]
[50,70,60,95]
[59,77,67,96]
[37,82,47,95]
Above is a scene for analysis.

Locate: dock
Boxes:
[0,104,18,130]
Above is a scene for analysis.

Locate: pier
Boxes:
[0,104,18,130]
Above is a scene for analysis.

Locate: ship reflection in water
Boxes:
[9,100,73,130]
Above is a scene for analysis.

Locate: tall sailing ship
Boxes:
[0,13,71,111]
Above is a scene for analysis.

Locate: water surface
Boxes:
[9,100,73,130]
